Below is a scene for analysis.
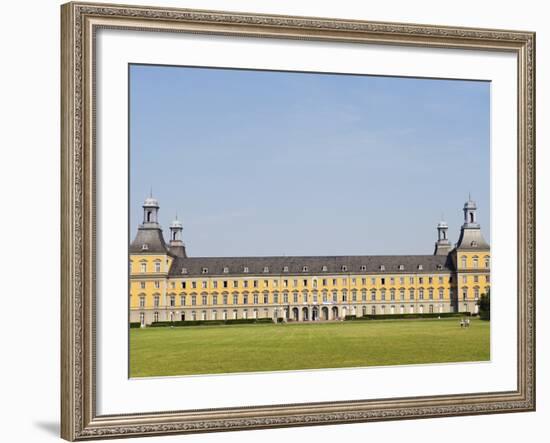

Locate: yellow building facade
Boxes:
[129,197,490,326]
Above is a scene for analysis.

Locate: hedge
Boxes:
[345,312,472,321]
[149,317,276,327]
[129,322,142,328]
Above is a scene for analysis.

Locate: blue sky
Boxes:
[130,64,490,257]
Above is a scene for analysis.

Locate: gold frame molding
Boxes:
[61,2,536,440]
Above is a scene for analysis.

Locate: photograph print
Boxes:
[128,65,491,378]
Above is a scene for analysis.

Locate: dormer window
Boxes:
[141,243,148,251]
[263,266,269,273]
[379,265,385,271]
[181,267,187,274]
[202,267,208,274]
[243,266,249,273]
[341,265,348,272]
[360,265,367,271]
[418,264,423,270]
[283,266,289,273]
[437,264,443,270]
[302,266,308,272]
[223,267,229,274]
[471,241,478,247]
[322,265,328,272]
[398,264,404,271]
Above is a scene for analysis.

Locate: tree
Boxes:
[477,290,490,320]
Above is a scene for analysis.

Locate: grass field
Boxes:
[129,318,490,377]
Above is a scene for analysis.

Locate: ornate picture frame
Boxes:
[61,1,535,440]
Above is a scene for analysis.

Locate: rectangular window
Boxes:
[244,280,249,288]
[303,279,308,286]
[202,281,207,289]
[180,295,185,306]
[333,291,338,302]
[223,294,228,304]
[154,295,160,307]
[409,288,415,300]
[429,289,434,300]
[140,263,147,273]
[439,288,444,300]
[213,281,218,289]
[371,290,376,301]
[293,293,298,303]
[439,276,444,284]
[400,289,405,301]
[154,281,160,289]
[462,275,467,284]
[428,277,433,284]
[191,295,196,306]
[170,295,175,307]
[223,280,228,288]
[202,295,207,305]
[409,277,414,284]
[283,293,288,303]
[155,262,161,272]
[254,280,259,288]
[283,280,288,287]
[140,281,145,289]
[293,280,298,287]
[191,281,197,289]
[352,291,357,302]
[139,296,145,308]
[181,281,186,289]
[273,293,279,303]
[362,278,367,285]
[264,280,269,288]
[212,295,218,305]
[390,277,395,285]
[418,277,423,284]
[381,290,386,301]
[253,294,258,304]
[323,279,327,286]
[361,289,367,301]
[264,294,269,304]
[233,280,239,288]
[342,278,347,285]
[474,275,479,283]
[233,294,238,304]
[381,278,385,285]
[399,277,405,285]
[371,277,376,285]
[352,278,356,285]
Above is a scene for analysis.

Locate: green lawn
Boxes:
[130,318,490,377]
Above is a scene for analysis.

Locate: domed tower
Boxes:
[168,216,187,258]
[129,195,169,254]
[455,197,489,250]
[433,219,452,255]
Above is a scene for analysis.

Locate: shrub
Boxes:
[345,312,471,321]
[129,322,141,328]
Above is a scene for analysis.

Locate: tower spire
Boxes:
[434,216,452,256]
[169,213,187,258]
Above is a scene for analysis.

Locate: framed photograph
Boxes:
[61,1,536,440]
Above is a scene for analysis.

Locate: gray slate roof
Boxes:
[168,254,454,277]
[456,227,490,250]
[130,227,169,254]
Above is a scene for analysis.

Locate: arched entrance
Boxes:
[302,307,309,321]
[331,306,339,320]
[312,307,319,321]
[292,307,299,321]
[322,306,329,320]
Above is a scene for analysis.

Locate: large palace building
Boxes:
[130,197,490,326]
